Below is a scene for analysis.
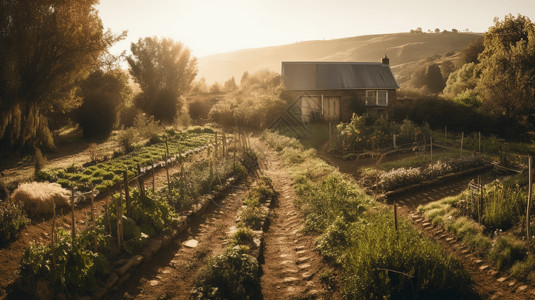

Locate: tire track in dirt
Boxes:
[104,177,253,299]
[259,145,335,299]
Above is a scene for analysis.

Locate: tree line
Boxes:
[0,0,197,153]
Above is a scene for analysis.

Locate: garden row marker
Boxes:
[215,132,218,158]
[329,122,332,149]
[479,131,481,153]
[105,196,111,235]
[394,202,398,231]
[527,156,532,246]
[152,159,155,191]
[393,134,396,149]
[123,171,131,216]
[71,187,75,239]
[52,201,56,268]
[137,164,145,198]
[430,136,433,161]
[460,131,464,157]
[91,185,97,252]
[223,130,226,156]
[164,155,170,193]
[117,191,123,250]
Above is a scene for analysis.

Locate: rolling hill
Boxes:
[197,31,482,85]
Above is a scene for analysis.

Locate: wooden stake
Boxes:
[105,196,111,235]
[71,187,75,240]
[393,133,396,149]
[394,202,398,231]
[430,136,433,161]
[137,164,145,197]
[478,131,481,153]
[123,171,130,216]
[222,130,226,156]
[52,201,56,268]
[117,193,123,250]
[528,156,532,245]
[445,125,447,140]
[329,122,332,149]
[90,185,97,252]
[214,132,218,158]
[152,160,155,191]
[460,131,464,157]
[165,138,169,157]
[164,155,170,193]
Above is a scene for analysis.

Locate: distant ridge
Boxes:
[197,32,482,84]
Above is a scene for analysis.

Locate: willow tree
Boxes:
[127,37,197,123]
[0,0,116,150]
[476,14,535,135]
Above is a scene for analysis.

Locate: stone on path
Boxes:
[183,239,199,248]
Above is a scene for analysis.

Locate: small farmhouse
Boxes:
[281,56,399,123]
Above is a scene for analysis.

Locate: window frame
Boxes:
[365,90,388,106]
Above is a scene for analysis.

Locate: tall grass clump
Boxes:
[262,131,473,299]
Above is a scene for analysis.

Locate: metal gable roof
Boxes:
[282,61,400,90]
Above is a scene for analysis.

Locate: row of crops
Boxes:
[18,145,251,298]
[35,127,216,193]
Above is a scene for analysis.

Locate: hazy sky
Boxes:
[97,0,535,58]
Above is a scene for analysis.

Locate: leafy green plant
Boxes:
[0,202,30,245]
[489,234,526,271]
[20,228,110,296]
[194,247,261,299]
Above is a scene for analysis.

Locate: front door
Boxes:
[323,96,340,121]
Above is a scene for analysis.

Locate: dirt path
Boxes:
[259,144,335,299]
[104,177,253,300]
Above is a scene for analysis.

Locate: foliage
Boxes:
[127,37,197,123]
[117,127,137,153]
[0,201,30,245]
[133,112,161,140]
[459,37,484,65]
[20,228,110,295]
[74,70,132,138]
[476,14,535,136]
[34,147,46,175]
[209,71,286,129]
[35,130,214,193]
[0,0,119,150]
[263,131,473,298]
[188,97,213,120]
[443,62,479,106]
[194,247,261,299]
[489,234,526,271]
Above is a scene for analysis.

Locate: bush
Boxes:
[489,235,527,271]
[194,247,261,299]
[0,202,30,245]
[117,127,137,153]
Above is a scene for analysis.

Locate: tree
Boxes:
[476,14,535,134]
[223,77,237,91]
[0,0,117,150]
[74,70,132,138]
[423,63,446,93]
[127,37,197,123]
[444,62,478,99]
[459,37,484,65]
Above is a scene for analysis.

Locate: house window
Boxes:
[366,90,388,106]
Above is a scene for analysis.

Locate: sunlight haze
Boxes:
[97,0,535,58]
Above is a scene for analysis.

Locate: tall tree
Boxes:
[74,70,132,138]
[476,14,535,134]
[127,37,197,123]
[0,0,116,150]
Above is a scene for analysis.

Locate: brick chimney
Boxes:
[381,54,390,65]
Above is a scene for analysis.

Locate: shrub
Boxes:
[194,247,261,299]
[0,202,30,245]
[240,206,265,230]
[34,147,46,175]
[117,128,137,153]
[489,235,527,271]
[11,182,71,216]
[87,143,100,162]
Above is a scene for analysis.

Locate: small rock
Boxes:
[283,277,298,283]
[183,239,199,248]
[296,250,308,255]
[497,277,508,283]
[508,280,517,287]
[517,285,528,292]
[479,265,489,271]
[296,257,310,264]
[149,280,160,286]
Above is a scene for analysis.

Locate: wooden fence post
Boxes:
[393,134,396,149]
[71,187,75,240]
[479,131,481,153]
[329,122,332,149]
[90,185,97,252]
[430,136,433,161]
[528,156,532,245]
[117,193,123,250]
[214,132,218,158]
[223,130,226,156]
[394,202,398,231]
[460,131,464,157]
[152,159,155,191]
[445,125,447,140]
[52,202,56,268]
[105,196,111,235]
[123,171,130,216]
[137,164,145,197]
[164,154,170,192]
[165,138,169,157]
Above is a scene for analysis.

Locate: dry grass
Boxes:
[11,182,71,216]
